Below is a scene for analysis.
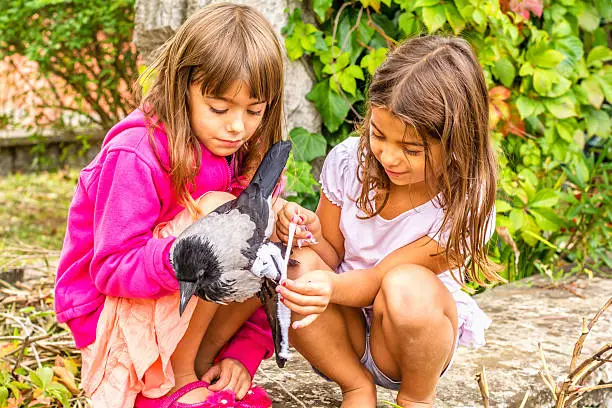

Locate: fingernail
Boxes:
[280,296,285,302]
[282,281,287,287]
[292,322,300,329]
[299,216,304,222]
[276,287,281,293]
[292,214,299,223]
[307,232,312,239]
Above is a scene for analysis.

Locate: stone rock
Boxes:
[133,0,321,134]
[256,276,612,407]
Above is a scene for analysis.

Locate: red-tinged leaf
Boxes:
[489,86,511,101]
[7,396,25,408]
[0,342,20,359]
[510,0,543,19]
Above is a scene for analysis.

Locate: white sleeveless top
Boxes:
[319,137,494,348]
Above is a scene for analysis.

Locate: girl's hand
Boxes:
[276,200,321,247]
[276,270,333,329]
[201,358,252,400]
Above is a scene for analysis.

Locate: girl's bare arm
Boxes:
[329,236,450,308]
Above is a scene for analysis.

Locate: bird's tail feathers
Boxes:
[250,141,292,198]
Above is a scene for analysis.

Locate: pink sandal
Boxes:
[235,385,272,408]
[134,382,271,408]
[134,381,216,408]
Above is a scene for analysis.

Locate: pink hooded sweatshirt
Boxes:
[54,109,273,376]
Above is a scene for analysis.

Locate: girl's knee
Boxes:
[376,265,449,328]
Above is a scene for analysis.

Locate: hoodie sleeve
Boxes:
[89,148,178,298]
[216,307,274,379]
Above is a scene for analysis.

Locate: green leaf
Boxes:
[586,46,612,67]
[472,9,486,27]
[286,155,318,194]
[510,209,526,231]
[556,36,584,61]
[593,71,612,103]
[572,155,590,185]
[322,51,350,74]
[31,367,54,389]
[581,77,604,109]
[529,208,563,232]
[578,7,600,32]
[556,121,574,142]
[495,200,512,213]
[544,96,576,119]
[530,49,566,69]
[552,20,572,38]
[529,189,559,208]
[533,68,556,95]
[360,0,382,12]
[0,386,8,404]
[289,127,327,162]
[584,107,611,137]
[444,3,465,35]
[595,0,612,20]
[414,0,441,7]
[360,47,388,75]
[306,79,352,132]
[398,12,420,36]
[516,96,537,118]
[422,5,447,33]
[312,0,333,21]
[493,57,516,87]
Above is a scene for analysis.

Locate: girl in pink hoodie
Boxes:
[54,4,285,407]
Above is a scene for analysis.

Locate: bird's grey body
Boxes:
[174,208,262,303]
[170,141,292,311]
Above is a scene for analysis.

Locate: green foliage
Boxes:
[285,127,328,211]
[0,0,138,129]
[283,0,611,282]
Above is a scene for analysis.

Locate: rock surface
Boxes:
[256,276,612,407]
[133,0,321,134]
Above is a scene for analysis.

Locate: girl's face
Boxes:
[189,80,268,157]
[369,107,442,187]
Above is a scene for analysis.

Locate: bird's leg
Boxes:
[195,296,261,378]
[169,298,219,403]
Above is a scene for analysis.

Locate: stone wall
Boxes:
[0,129,104,176]
[133,0,322,135]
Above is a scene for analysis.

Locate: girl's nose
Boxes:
[226,113,245,133]
[380,146,402,167]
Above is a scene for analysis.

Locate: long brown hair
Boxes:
[137,3,284,216]
[357,36,502,284]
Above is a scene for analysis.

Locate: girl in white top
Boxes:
[275,35,503,408]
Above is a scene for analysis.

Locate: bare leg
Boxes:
[195,297,261,377]
[168,299,220,402]
[368,265,457,407]
[288,248,377,408]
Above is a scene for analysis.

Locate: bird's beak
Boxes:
[179,281,197,316]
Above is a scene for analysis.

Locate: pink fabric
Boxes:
[80,194,273,408]
[55,109,235,348]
